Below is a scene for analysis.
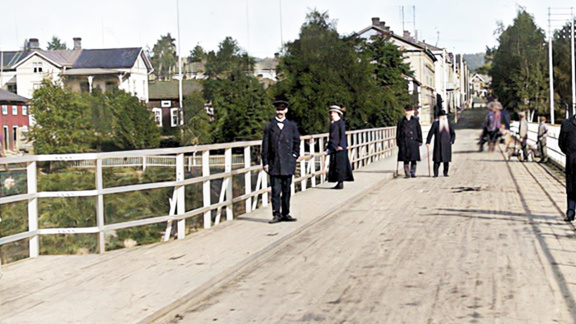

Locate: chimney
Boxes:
[73,37,82,50]
[371,17,380,26]
[403,31,411,40]
[27,38,40,50]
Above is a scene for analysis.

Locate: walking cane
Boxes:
[426,145,431,177]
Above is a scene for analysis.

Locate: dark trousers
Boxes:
[568,197,575,212]
[433,162,450,177]
[403,161,417,177]
[270,175,292,216]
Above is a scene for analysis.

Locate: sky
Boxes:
[0,0,575,58]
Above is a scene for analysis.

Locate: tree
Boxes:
[106,90,161,150]
[46,36,67,50]
[188,45,206,63]
[29,79,95,154]
[202,37,270,142]
[272,10,408,135]
[552,20,576,117]
[151,34,177,80]
[178,91,213,145]
[490,9,548,118]
[204,37,255,78]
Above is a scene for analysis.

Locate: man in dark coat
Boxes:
[326,105,354,189]
[559,115,576,221]
[426,110,456,177]
[261,100,300,224]
[396,105,423,178]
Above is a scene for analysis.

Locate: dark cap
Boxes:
[273,100,289,110]
[438,109,447,116]
[404,105,414,111]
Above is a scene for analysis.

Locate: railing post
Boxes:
[27,161,38,258]
[309,139,316,188]
[176,153,186,239]
[244,146,252,214]
[300,140,306,191]
[318,137,325,183]
[96,158,105,253]
[202,150,211,229]
[225,148,233,221]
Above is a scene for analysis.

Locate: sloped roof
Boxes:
[2,47,151,71]
[0,88,29,103]
[148,80,203,99]
[72,48,142,69]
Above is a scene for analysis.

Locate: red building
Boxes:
[0,88,30,153]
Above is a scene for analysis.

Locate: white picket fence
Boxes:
[0,127,396,261]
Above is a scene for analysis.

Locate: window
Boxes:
[1,105,7,115]
[161,100,171,108]
[12,106,17,116]
[152,108,162,127]
[33,62,43,73]
[170,108,179,127]
[12,126,18,143]
[80,82,90,93]
[22,106,28,116]
[7,84,17,94]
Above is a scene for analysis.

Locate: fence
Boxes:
[0,127,396,263]
[510,121,565,167]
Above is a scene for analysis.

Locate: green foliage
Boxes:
[204,37,255,78]
[188,45,206,63]
[106,90,161,150]
[29,79,95,154]
[272,10,409,134]
[179,91,213,145]
[201,37,271,142]
[552,20,576,115]
[490,9,548,116]
[151,33,178,80]
[46,36,67,50]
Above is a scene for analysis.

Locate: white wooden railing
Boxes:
[0,127,396,262]
[510,121,565,167]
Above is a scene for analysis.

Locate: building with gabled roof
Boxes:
[0,38,153,102]
[0,88,30,153]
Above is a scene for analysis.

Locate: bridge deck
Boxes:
[1,110,575,323]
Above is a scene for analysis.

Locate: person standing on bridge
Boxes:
[396,104,423,178]
[537,115,549,163]
[262,100,300,224]
[325,105,354,189]
[559,114,576,222]
[426,110,456,177]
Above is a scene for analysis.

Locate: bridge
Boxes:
[1,108,575,323]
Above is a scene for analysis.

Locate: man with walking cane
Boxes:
[396,105,423,178]
[426,110,456,177]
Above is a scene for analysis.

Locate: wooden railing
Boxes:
[0,127,396,263]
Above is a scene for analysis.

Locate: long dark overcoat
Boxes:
[396,116,422,162]
[426,120,456,162]
[559,116,576,200]
[261,119,300,176]
[327,119,354,182]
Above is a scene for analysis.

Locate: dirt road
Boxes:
[172,109,576,323]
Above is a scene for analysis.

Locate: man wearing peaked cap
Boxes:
[262,99,300,223]
[396,104,423,178]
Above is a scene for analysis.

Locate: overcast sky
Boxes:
[0,0,575,58]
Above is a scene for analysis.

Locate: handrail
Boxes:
[0,127,397,263]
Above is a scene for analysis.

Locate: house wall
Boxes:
[15,57,61,98]
[0,103,30,152]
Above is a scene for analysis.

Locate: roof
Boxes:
[2,47,152,72]
[0,88,29,103]
[148,80,203,99]
[355,25,437,62]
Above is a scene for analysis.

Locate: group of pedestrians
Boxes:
[261,101,354,224]
[395,105,456,178]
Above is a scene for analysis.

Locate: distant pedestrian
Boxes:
[396,105,423,178]
[537,115,549,163]
[559,114,576,222]
[261,100,300,224]
[426,110,456,177]
[325,105,354,189]
[518,111,528,161]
